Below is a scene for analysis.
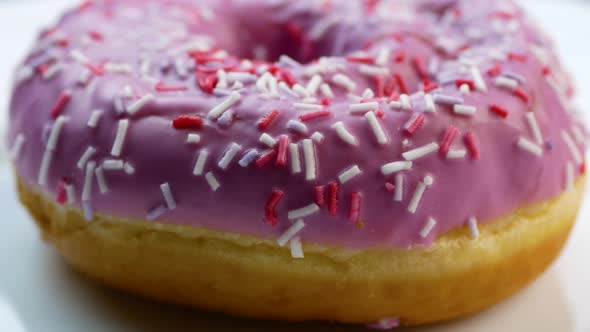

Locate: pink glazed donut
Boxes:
[7,0,587,326]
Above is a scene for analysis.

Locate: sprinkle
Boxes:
[394,173,404,202]
[487,64,502,77]
[460,84,470,94]
[338,165,362,184]
[440,126,458,155]
[127,93,155,115]
[293,102,323,111]
[290,237,304,258]
[111,119,129,157]
[82,161,96,202]
[314,186,325,207]
[468,217,479,238]
[279,54,301,67]
[367,318,400,330]
[193,149,209,176]
[288,203,320,220]
[394,73,408,94]
[292,83,310,98]
[328,182,339,216]
[123,162,135,175]
[525,113,543,145]
[420,217,437,238]
[256,149,277,168]
[265,189,284,226]
[238,149,259,167]
[348,192,363,222]
[50,90,72,118]
[489,104,509,118]
[218,143,242,170]
[286,119,309,135]
[277,219,306,246]
[320,83,335,98]
[87,110,103,128]
[104,62,133,74]
[102,159,124,170]
[77,146,96,170]
[159,183,176,210]
[470,67,487,92]
[332,74,357,91]
[311,132,325,143]
[83,201,94,221]
[302,139,317,181]
[495,76,518,91]
[572,126,585,144]
[147,205,168,221]
[359,64,389,77]
[514,88,530,103]
[399,94,411,110]
[186,133,201,144]
[375,47,391,67]
[424,94,436,112]
[299,109,331,122]
[42,64,63,80]
[9,134,25,161]
[403,143,439,161]
[331,122,358,146]
[381,161,412,175]
[259,133,277,148]
[455,79,475,91]
[205,172,221,191]
[404,113,425,135]
[565,162,575,192]
[408,175,434,214]
[208,91,241,120]
[562,131,582,164]
[289,143,302,174]
[38,150,53,186]
[365,111,388,145]
[306,75,323,95]
[464,132,480,160]
[46,115,68,151]
[447,149,467,159]
[517,137,543,157]
[276,135,290,167]
[349,102,379,114]
[173,115,203,130]
[453,104,477,116]
[362,88,375,99]
[258,109,280,130]
[65,184,76,204]
[95,167,108,194]
[433,94,463,105]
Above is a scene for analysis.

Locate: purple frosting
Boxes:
[6,0,587,249]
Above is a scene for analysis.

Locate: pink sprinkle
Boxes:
[403,113,425,135]
[258,109,280,130]
[264,189,284,226]
[464,132,480,160]
[299,109,331,122]
[328,182,339,216]
[256,149,277,168]
[440,125,458,155]
[394,73,408,94]
[56,178,68,205]
[349,192,362,222]
[156,82,188,92]
[50,91,72,118]
[276,135,290,167]
[314,185,325,207]
[486,65,502,77]
[514,88,530,103]
[385,182,395,192]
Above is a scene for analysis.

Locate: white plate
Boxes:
[1,1,590,331]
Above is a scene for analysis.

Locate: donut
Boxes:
[7,0,587,326]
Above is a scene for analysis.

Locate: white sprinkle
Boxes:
[460,84,470,94]
[193,149,209,176]
[339,165,362,184]
[43,64,63,80]
[470,67,487,92]
[331,121,358,146]
[46,116,68,151]
[122,85,134,98]
[347,93,363,103]
[290,236,304,258]
[349,102,379,114]
[218,142,242,170]
[468,217,479,238]
[306,75,323,96]
[287,119,309,135]
[566,162,575,192]
[453,104,477,116]
[403,142,439,161]
[562,131,582,165]
[408,176,434,214]
[65,184,76,204]
[400,94,411,110]
[216,69,228,89]
[288,203,320,220]
[365,111,388,145]
[77,146,97,170]
[87,110,103,128]
[289,143,302,174]
[227,72,256,83]
[424,94,436,112]
[38,150,53,186]
[277,219,306,247]
[82,161,96,202]
[517,137,543,157]
[113,96,125,115]
[104,62,133,74]
[447,149,467,159]
[208,91,241,120]
[256,73,271,94]
[83,201,94,221]
[279,54,301,67]
[259,133,277,147]
[292,84,311,98]
[186,133,201,144]
[146,204,168,221]
[205,172,221,191]
[140,58,151,77]
[433,94,464,105]
[394,173,404,202]
[95,167,108,194]
[127,94,155,115]
[160,183,176,210]
[375,47,391,67]
[102,159,124,170]
[293,102,323,111]
[238,149,259,167]
[362,88,375,99]
[332,74,357,92]
[525,112,544,145]
[302,139,317,181]
[420,217,437,238]
[311,132,325,143]
[69,49,89,64]
[111,119,129,157]
[123,162,135,175]
[174,58,188,78]
[267,76,279,98]
[359,64,389,77]
[381,161,413,175]
[9,134,25,161]
[77,68,92,86]
[495,76,519,91]
[572,126,585,144]
[320,83,334,98]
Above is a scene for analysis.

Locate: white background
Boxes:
[0,1,589,331]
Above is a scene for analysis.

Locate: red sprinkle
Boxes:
[440,125,458,155]
[320,97,332,106]
[256,149,278,168]
[412,56,429,79]
[514,88,530,103]
[491,11,515,20]
[464,132,480,160]
[88,31,104,41]
[394,50,406,63]
[38,63,49,76]
[374,75,386,98]
[156,82,188,92]
[581,162,586,175]
[276,135,290,167]
[542,66,552,77]
[197,74,218,94]
[404,113,425,135]
[422,80,439,93]
[508,52,528,63]
[489,104,509,118]
[394,73,408,94]
[346,56,375,64]
[276,69,298,87]
[486,65,502,77]
[264,189,284,226]
[84,63,104,76]
[314,186,326,207]
[327,182,339,216]
[299,109,331,122]
[349,192,362,222]
[56,178,68,205]
[455,79,475,90]
[385,182,395,192]
[258,109,280,130]
[375,108,385,118]
[172,115,203,130]
[50,91,72,118]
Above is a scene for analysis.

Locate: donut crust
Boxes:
[17,176,585,326]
